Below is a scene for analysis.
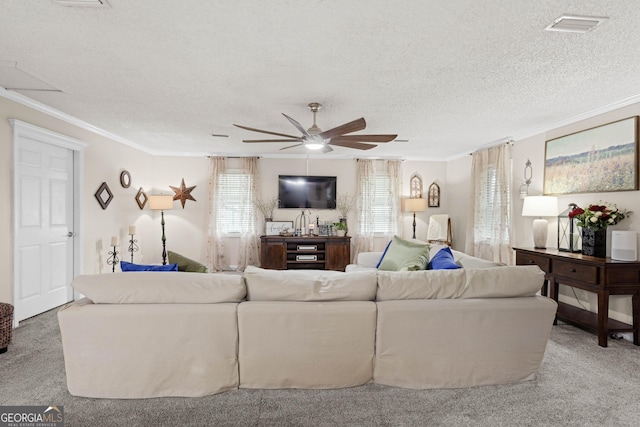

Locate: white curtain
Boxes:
[352,159,402,262]
[236,157,261,271]
[206,156,229,271]
[465,143,513,264]
[353,159,376,261]
[386,159,403,240]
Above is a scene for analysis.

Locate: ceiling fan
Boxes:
[233,103,397,153]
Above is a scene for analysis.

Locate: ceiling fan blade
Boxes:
[279,143,304,151]
[329,140,377,150]
[321,145,334,153]
[282,113,310,137]
[318,117,366,140]
[330,134,397,143]
[242,138,300,143]
[233,124,299,139]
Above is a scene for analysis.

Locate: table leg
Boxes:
[633,294,639,346]
[549,278,558,325]
[541,277,549,297]
[597,291,609,347]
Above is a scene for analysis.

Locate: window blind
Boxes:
[216,173,254,233]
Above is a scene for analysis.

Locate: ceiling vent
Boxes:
[544,15,608,33]
[53,0,111,7]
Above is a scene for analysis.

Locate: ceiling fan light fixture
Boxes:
[304,135,326,150]
[305,143,324,150]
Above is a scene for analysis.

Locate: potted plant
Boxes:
[333,221,348,237]
[569,203,630,257]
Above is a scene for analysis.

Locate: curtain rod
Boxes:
[469,139,514,155]
[205,155,262,159]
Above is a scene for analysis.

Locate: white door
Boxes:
[12,121,83,324]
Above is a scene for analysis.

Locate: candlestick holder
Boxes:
[128,233,139,263]
[107,245,120,273]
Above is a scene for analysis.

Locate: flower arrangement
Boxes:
[254,197,278,220]
[336,193,355,219]
[568,203,630,230]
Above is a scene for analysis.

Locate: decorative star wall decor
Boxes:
[170,178,197,208]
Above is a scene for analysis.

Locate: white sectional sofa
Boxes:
[58,256,557,398]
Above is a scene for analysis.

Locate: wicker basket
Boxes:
[0,303,13,353]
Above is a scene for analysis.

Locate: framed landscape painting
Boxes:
[543,116,639,195]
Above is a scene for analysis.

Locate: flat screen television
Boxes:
[278,175,337,209]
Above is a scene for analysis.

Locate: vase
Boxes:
[339,217,348,235]
[581,228,606,258]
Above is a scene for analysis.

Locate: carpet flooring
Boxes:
[1,307,639,427]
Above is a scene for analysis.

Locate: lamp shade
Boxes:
[149,195,174,210]
[522,196,558,217]
[403,198,427,213]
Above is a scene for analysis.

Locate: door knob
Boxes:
[67,231,75,237]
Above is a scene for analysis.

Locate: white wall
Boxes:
[447,101,640,325]
[7,91,637,326]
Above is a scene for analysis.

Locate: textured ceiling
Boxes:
[1,0,640,160]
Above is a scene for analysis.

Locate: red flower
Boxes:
[568,207,584,218]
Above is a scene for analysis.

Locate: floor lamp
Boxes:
[149,195,174,265]
[403,198,427,239]
[522,196,558,249]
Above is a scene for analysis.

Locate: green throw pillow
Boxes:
[377,236,431,271]
[167,251,209,273]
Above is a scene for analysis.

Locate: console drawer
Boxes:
[552,260,599,283]
[515,252,550,272]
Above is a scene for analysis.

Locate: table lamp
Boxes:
[522,196,558,249]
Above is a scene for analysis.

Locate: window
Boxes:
[477,166,497,240]
[359,173,397,234]
[216,172,254,233]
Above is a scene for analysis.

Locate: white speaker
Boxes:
[611,231,637,261]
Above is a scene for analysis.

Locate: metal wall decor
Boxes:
[135,187,148,210]
[170,178,197,208]
[120,170,131,188]
[95,182,114,210]
[428,182,440,207]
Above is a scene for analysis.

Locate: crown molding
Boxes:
[4,86,640,163]
[0,87,158,155]
[446,93,640,161]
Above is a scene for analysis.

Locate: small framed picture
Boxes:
[265,221,294,235]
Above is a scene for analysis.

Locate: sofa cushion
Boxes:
[71,272,246,304]
[120,261,178,272]
[243,266,378,301]
[427,247,461,270]
[376,265,544,300]
[377,236,431,271]
[167,250,209,273]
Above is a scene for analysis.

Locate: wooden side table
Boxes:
[514,247,640,347]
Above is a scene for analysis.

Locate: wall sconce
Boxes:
[519,159,532,200]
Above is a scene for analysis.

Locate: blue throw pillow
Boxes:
[376,240,393,268]
[120,261,178,272]
[427,247,461,270]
